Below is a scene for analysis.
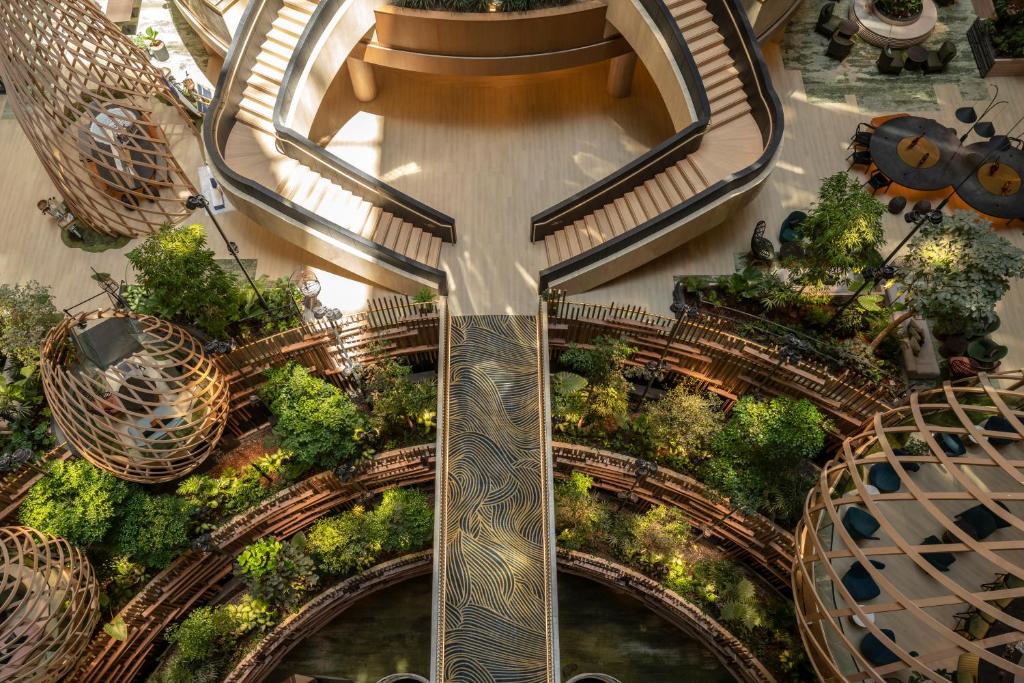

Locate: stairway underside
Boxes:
[433,314,557,683]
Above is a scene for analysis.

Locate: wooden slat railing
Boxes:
[548,295,898,434]
[225,550,776,683]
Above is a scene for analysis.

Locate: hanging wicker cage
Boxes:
[0,526,100,682]
[794,371,1024,682]
[40,310,229,483]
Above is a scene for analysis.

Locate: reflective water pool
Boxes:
[270,573,736,683]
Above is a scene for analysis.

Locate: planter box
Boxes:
[374,1,612,57]
[967,17,1024,76]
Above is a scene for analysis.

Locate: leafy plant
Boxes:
[223,594,276,634]
[559,336,635,385]
[616,505,691,568]
[789,172,885,288]
[104,615,128,641]
[363,357,437,446]
[643,384,723,470]
[894,211,1024,339]
[259,363,364,473]
[554,471,607,550]
[0,281,62,365]
[100,555,148,613]
[113,491,196,569]
[705,396,829,524]
[987,0,1024,58]
[235,534,318,611]
[307,488,432,575]
[176,451,285,530]
[20,458,131,547]
[126,224,242,338]
[874,0,922,19]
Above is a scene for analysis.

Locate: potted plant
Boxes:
[412,287,436,314]
[133,27,168,61]
[873,0,924,23]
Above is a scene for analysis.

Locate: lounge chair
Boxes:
[815,2,842,38]
[843,507,881,541]
[842,560,885,601]
[750,220,775,262]
[936,432,966,456]
[968,337,1008,367]
[876,47,905,75]
[868,462,919,493]
[982,415,1017,447]
[779,211,806,243]
[924,41,957,74]
[920,535,955,571]
[865,171,891,195]
[956,652,980,683]
[860,628,916,666]
[847,149,872,170]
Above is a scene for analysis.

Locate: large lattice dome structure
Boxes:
[794,371,1024,682]
[40,310,230,483]
[0,526,100,682]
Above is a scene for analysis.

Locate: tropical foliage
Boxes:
[363,357,437,448]
[898,211,1024,337]
[234,535,319,611]
[259,363,364,473]
[113,491,196,569]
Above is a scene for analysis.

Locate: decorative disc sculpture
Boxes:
[0,0,198,237]
[0,526,100,682]
[794,371,1024,681]
[41,310,229,483]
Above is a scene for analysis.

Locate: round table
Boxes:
[954,141,1024,222]
[869,116,960,191]
[906,45,928,70]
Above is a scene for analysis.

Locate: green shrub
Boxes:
[126,224,242,338]
[616,505,691,567]
[874,0,922,18]
[307,488,432,575]
[705,396,829,523]
[166,605,238,664]
[259,363,364,472]
[374,488,434,554]
[559,336,635,385]
[554,471,606,551]
[363,357,437,446]
[176,451,286,530]
[643,385,723,470]
[223,594,276,634]
[235,535,319,611]
[0,281,62,365]
[100,555,148,612]
[988,0,1024,57]
[20,458,130,547]
[114,492,196,569]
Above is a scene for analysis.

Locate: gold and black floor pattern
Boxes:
[433,314,556,683]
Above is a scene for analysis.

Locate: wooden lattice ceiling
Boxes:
[0,526,99,682]
[0,0,198,237]
[794,371,1024,682]
[40,310,229,483]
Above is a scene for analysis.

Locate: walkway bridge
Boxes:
[432,306,559,682]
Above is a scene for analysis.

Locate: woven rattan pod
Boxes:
[0,526,100,682]
[794,371,1024,682]
[0,0,197,238]
[40,310,229,483]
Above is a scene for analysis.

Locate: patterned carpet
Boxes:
[781,0,990,109]
[434,315,556,683]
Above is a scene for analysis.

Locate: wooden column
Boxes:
[606,52,638,98]
[348,57,378,103]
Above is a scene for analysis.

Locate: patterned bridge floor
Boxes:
[432,314,558,683]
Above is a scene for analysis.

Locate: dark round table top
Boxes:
[954,141,1024,220]
[907,45,928,63]
[869,116,961,191]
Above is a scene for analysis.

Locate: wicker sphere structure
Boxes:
[40,310,229,483]
[794,371,1024,682]
[0,0,197,238]
[0,526,100,682]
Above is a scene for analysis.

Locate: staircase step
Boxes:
[236,108,276,134]
[238,96,274,123]
[687,32,725,56]
[669,0,706,20]
[612,197,636,231]
[680,18,718,41]
[426,236,442,266]
[416,232,433,263]
[583,214,606,246]
[277,5,314,25]
[644,178,671,214]
[677,8,715,31]
[256,49,291,74]
[593,209,615,241]
[283,0,319,12]
[251,60,285,85]
[711,100,753,129]
[554,230,569,261]
[265,27,301,50]
[394,221,414,254]
[361,206,383,238]
[260,38,295,64]
[602,204,626,236]
[245,72,283,97]
[655,171,683,205]
[382,217,404,249]
[624,191,648,226]
[684,158,709,189]
[703,64,741,91]
[241,85,278,109]
[369,210,393,241]
[270,16,305,40]
[573,219,593,250]
[277,164,312,198]
[544,235,558,265]
[405,227,423,259]
[633,184,659,218]
[671,161,701,195]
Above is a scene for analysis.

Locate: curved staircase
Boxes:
[543,0,767,268]
[206,0,449,294]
